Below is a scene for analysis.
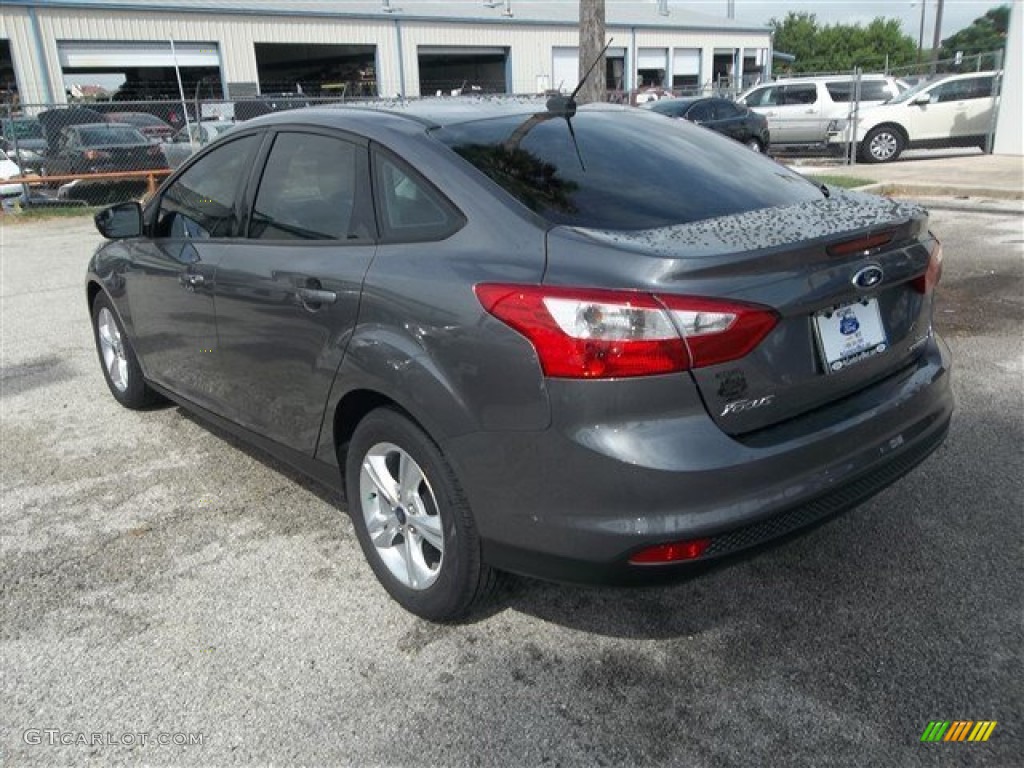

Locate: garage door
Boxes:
[58,41,220,69]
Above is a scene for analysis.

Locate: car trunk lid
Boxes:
[543,189,936,435]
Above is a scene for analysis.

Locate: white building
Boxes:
[0,1,773,105]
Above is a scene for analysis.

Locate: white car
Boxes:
[0,148,25,198]
[738,75,906,149]
[830,71,1000,163]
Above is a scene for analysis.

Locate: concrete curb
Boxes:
[852,184,1024,216]
[855,182,1023,201]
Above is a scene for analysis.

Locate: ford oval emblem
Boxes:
[852,264,885,290]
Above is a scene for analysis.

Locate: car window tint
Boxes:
[964,77,994,99]
[744,87,777,107]
[436,109,822,230]
[249,132,370,241]
[687,102,713,122]
[783,84,817,105]
[156,134,259,239]
[715,100,741,118]
[373,153,461,241]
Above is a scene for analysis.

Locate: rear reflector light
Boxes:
[912,241,943,294]
[474,284,777,379]
[828,231,894,257]
[629,538,711,564]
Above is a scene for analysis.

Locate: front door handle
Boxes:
[297,286,338,310]
[181,272,205,289]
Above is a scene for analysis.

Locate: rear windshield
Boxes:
[78,126,147,145]
[433,108,822,230]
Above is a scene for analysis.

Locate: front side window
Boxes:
[248,132,371,241]
[744,86,778,107]
[155,134,260,239]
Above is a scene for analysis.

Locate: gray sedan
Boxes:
[86,101,951,620]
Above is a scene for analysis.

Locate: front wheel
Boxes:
[91,292,163,409]
[860,126,905,163]
[345,408,497,621]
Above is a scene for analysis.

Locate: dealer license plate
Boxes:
[814,299,888,373]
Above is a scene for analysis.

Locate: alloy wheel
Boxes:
[359,442,444,590]
[97,307,129,392]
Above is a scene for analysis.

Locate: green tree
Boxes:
[939,5,1010,60]
[770,12,917,73]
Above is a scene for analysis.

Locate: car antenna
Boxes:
[545,38,613,171]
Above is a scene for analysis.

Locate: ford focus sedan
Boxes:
[86,101,952,620]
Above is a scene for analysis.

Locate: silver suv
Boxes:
[738,75,907,149]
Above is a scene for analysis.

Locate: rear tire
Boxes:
[91,292,162,409]
[860,125,905,163]
[345,408,497,621]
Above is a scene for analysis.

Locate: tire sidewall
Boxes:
[345,408,480,621]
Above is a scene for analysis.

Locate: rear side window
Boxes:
[156,134,260,238]
[715,100,742,118]
[782,84,817,105]
[435,108,822,230]
[827,81,894,102]
[248,132,372,241]
[372,152,463,241]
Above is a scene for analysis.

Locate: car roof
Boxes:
[237,98,633,136]
[763,74,896,83]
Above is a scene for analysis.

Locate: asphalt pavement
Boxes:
[1,207,1021,767]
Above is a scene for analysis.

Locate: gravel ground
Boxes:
[1,208,1021,767]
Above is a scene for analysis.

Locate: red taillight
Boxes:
[474,284,777,379]
[912,241,943,294]
[629,538,711,564]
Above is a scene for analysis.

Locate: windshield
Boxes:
[433,108,822,230]
[78,126,148,146]
[886,78,936,104]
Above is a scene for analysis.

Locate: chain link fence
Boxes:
[0,48,1004,207]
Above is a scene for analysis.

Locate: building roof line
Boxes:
[3,0,771,35]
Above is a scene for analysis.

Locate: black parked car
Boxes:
[45,123,169,177]
[87,102,950,620]
[648,97,771,152]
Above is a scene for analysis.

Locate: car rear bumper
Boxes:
[445,336,952,583]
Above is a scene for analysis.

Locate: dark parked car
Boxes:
[45,123,168,177]
[0,117,47,171]
[87,102,951,620]
[649,97,770,152]
[106,111,175,142]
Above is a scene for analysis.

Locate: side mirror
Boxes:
[911,93,932,106]
[95,202,142,239]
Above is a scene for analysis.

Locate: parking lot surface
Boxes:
[1,208,1021,767]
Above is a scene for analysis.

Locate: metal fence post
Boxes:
[984,50,1004,155]
[6,102,32,207]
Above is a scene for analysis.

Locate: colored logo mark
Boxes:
[920,721,997,742]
